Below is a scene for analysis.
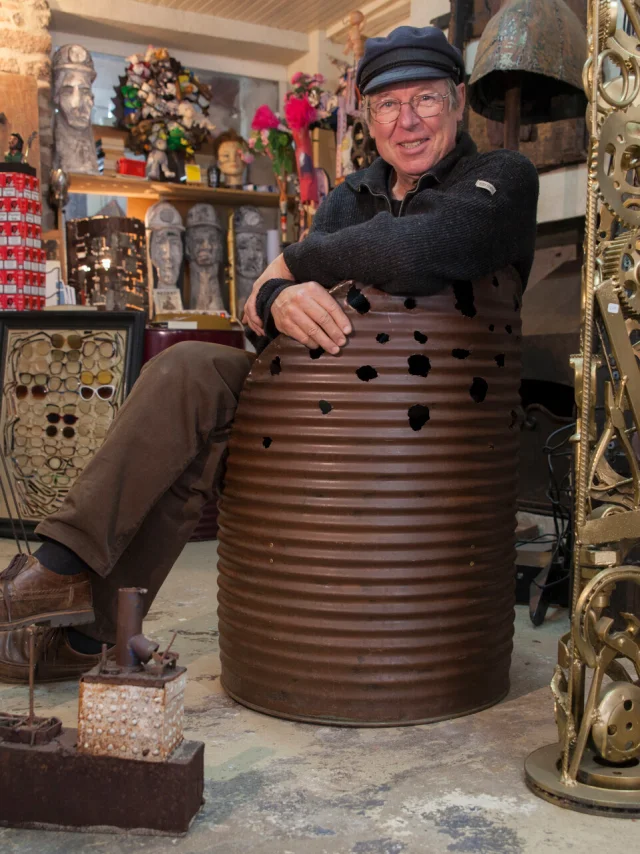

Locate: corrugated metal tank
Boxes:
[218,273,522,725]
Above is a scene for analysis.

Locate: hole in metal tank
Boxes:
[408,354,431,377]
[356,365,378,382]
[347,285,371,314]
[408,404,430,431]
[470,377,488,403]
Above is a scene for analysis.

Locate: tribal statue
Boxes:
[525,0,640,817]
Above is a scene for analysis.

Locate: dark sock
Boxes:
[35,539,92,576]
[66,628,108,656]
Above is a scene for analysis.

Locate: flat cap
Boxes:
[356,26,465,95]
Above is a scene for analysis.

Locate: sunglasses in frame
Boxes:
[80,385,115,400]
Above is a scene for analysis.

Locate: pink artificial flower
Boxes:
[248,135,256,149]
[284,95,317,130]
[241,151,254,164]
[251,104,280,131]
[290,71,306,85]
[311,73,325,84]
[260,129,271,147]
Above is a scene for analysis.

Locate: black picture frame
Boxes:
[0,310,145,540]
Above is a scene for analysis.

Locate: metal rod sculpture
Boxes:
[525,0,640,816]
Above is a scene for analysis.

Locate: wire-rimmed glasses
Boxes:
[368,92,450,124]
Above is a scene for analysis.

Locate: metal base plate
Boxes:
[525,743,640,818]
[0,728,204,835]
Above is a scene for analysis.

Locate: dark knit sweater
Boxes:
[255,131,539,339]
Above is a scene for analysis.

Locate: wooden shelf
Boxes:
[68,172,284,208]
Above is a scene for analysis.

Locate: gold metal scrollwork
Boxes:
[525,0,640,816]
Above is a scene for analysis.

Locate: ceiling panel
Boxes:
[132,0,403,33]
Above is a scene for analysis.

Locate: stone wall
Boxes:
[0,0,54,231]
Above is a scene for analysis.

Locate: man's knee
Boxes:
[141,341,253,392]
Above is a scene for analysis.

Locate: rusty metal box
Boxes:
[78,666,186,761]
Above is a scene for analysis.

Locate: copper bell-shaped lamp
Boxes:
[468,0,587,150]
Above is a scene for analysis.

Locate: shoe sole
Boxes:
[0,608,95,632]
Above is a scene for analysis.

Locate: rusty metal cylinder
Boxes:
[114,587,147,669]
[218,275,522,725]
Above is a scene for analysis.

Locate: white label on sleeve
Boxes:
[476,179,496,195]
[608,302,620,314]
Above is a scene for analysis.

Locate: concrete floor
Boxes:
[0,539,634,853]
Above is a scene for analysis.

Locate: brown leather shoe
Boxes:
[0,627,101,683]
[0,554,94,631]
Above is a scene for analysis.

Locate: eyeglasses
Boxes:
[16,385,47,400]
[80,385,114,400]
[46,413,78,425]
[368,92,450,124]
[45,425,76,439]
[18,373,48,385]
[80,370,113,385]
[50,334,83,350]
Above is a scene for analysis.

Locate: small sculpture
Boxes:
[4,133,23,163]
[145,201,184,290]
[145,138,175,181]
[344,11,366,64]
[212,129,248,189]
[234,206,267,318]
[185,204,225,311]
[52,44,99,175]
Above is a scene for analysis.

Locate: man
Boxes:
[0,27,538,682]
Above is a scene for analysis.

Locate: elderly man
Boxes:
[0,27,538,682]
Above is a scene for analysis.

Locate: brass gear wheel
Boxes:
[600,231,640,319]
[596,106,640,228]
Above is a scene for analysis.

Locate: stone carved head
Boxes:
[186,204,223,268]
[145,201,184,289]
[52,44,99,174]
[52,45,96,131]
[234,206,266,282]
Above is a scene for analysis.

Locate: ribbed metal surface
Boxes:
[218,274,522,725]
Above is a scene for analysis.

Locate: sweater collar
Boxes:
[346,130,477,198]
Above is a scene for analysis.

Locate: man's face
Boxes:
[150,228,183,286]
[56,70,94,130]
[8,135,19,152]
[367,79,465,184]
[218,140,244,178]
[236,233,265,279]
[187,225,221,267]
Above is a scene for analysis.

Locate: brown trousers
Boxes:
[36,342,255,643]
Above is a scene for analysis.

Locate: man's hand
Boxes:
[242,253,294,336]
[271,282,352,355]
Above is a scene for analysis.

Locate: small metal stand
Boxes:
[0,589,204,835]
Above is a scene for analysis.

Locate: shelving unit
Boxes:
[68,172,283,208]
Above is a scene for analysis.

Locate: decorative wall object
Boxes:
[233,206,266,319]
[52,45,100,175]
[144,201,184,292]
[66,216,148,311]
[185,204,225,311]
[113,46,216,168]
[0,310,144,533]
[211,129,250,189]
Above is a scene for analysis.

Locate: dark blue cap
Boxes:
[356,26,465,95]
